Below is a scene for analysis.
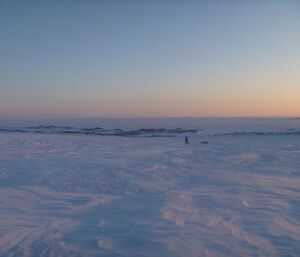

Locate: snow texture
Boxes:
[0,118,299,257]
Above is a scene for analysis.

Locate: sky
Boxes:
[0,0,299,118]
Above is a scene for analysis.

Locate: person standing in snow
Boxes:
[185,136,189,144]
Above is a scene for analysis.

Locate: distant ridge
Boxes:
[215,130,300,136]
[0,126,202,137]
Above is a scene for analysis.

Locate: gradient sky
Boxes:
[0,0,299,118]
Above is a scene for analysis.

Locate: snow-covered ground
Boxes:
[0,118,299,257]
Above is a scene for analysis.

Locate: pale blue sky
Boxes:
[1,0,299,118]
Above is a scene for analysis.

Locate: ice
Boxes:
[0,118,299,257]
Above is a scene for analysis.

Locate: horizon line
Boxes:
[0,115,299,121]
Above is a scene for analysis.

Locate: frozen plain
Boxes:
[0,118,300,257]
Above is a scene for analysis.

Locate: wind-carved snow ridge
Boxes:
[0,125,201,137]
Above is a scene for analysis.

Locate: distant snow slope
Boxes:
[0,119,299,257]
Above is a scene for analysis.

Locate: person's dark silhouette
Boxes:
[185,136,189,144]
